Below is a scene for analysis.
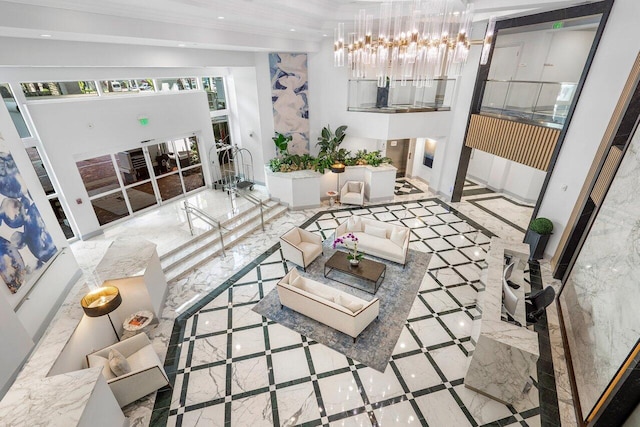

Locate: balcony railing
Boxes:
[347,78,455,113]
[479,79,578,129]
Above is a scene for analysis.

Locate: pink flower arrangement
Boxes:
[333,232,364,261]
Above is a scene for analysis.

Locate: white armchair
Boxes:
[340,181,365,206]
[86,333,169,407]
[280,227,323,271]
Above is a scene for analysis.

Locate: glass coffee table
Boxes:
[324,250,386,294]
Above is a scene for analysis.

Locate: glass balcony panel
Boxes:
[347,78,454,112]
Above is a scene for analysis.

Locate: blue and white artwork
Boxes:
[269,53,309,154]
[0,131,56,294]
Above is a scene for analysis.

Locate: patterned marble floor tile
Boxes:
[180,403,226,427]
[409,317,454,348]
[277,381,320,426]
[357,365,405,403]
[393,354,442,391]
[317,372,366,417]
[391,327,421,356]
[267,323,304,350]
[308,343,351,375]
[231,326,266,358]
[414,389,474,427]
[271,347,311,384]
[184,364,227,406]
[230,393,274,426]
[372,400,419,426]
[429,344,471,381]
[453,384,514,425]
[230,356,270,395]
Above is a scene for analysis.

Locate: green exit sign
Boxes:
[138,117,149,126]
[553,21,564,29]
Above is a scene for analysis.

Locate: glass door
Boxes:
[77,135,205,227]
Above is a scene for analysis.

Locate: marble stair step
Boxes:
[160,197,276,263]
[163,204,288,282]
[160,199,279,271]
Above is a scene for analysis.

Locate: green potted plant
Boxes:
[524,217,553,260]
[315,125,347,173]
[272,132,292,157]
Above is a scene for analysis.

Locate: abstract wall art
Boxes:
[0,131,57,295]
[269,53,309,154]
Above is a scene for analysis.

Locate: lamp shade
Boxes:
[331,162,346,173]
[81,286,122,317]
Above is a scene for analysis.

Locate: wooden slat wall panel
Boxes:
[591,146,623,206]
[464,114,560,171]
[551,52,640,269]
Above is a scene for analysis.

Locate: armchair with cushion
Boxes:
[86,333,169,407]
[280,227,323,271]
[340,181,365,206]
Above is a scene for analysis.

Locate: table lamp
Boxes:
[81,285,122,341]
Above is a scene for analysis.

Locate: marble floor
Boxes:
[69,179,559,427]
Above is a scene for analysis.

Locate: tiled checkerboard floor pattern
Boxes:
[156,199,549,426]
[394,179,424,196]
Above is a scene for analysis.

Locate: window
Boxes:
[157,77,197,92]
[100,79,155,94]
[76,155,120,197]
[0,84,30,138]
[202,77,226,111]
[26,147,76,239]
[21,81,98,98]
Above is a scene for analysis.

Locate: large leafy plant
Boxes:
[315,125,348,173]
[272,132,292,157]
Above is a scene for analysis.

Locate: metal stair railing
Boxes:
[228,188,265,231]
[183,201,228,257]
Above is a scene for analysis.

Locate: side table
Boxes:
[121,310,155,340]
[327,191,338,207]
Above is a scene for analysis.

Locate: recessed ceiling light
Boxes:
[40,34,52,38]
[218,16,224,20]
[323,34,328,37]
[290,28,296,32]
[178,43,186,47]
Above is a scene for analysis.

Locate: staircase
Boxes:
[159,196,287,283]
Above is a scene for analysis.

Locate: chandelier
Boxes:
[334,0,474,87]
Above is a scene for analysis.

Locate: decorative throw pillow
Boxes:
[302,281,335,302]
[287,268,301,285]
[365,224,387,239]
[108,349,131,377]
[337,294,364,313]
[348,182,361,193]
[390,228,407,247]
[291,274,305,288]
[346,216,362,232]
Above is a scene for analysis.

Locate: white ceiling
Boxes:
[0,0,589,52]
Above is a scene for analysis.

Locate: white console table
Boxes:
[465,237,539,405]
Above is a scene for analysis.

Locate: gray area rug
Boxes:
[253,245,432,372]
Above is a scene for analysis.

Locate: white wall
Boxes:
[229,67,268,184]
[27,91,215,238]
[0,94,81,397]
[467,149,546,204]
[537,0,640,257]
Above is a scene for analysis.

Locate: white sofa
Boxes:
[334,216,410,265]
[280,227,323,270]
[340,181,365,206]
[86,333,169,407]
[277,269,379,340]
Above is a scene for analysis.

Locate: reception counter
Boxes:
[465,237,539,405]
[0,238,167,426]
